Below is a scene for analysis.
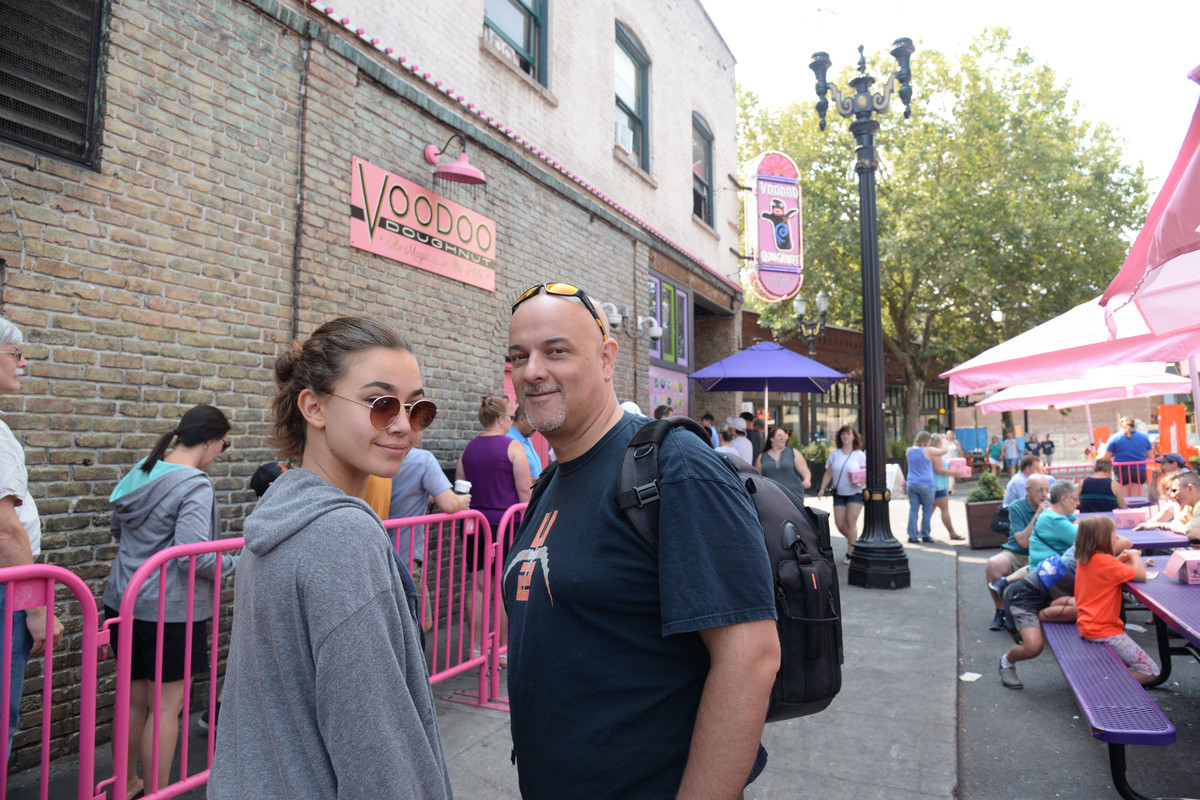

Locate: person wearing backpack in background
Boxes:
[505,283,779,800]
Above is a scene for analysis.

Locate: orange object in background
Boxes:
[1156,404,1197,458]
[1092,426,1111,458]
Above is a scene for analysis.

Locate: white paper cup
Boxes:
[454,479,472,494]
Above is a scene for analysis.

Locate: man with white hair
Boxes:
[0,317,62,758]
[985,474,1049,631]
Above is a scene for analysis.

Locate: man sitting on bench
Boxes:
[998,527,1132,690]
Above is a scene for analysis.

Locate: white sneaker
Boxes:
[999,658,1023,690]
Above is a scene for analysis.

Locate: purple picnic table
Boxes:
[1076,511,1190,550]
[1125,574,1200,690]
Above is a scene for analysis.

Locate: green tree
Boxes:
[738,29,1149,441]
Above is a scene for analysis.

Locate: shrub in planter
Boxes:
[967,472,1003,502]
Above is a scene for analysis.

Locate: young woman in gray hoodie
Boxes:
[102,403,237,799]
[208,317,452,800]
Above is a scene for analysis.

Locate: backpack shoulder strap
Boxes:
[614,415,713,549]
[526,460,558,515]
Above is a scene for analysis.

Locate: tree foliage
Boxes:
[738,29,1149,440]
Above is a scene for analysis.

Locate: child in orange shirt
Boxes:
[1074,516,1159,685]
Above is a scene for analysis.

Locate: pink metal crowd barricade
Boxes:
[381,509,501,707]
[2,504,528,800]
[101,537,242,800]
[1045,463,1092,485]
[0,564,100,800]
[488,502,527,707]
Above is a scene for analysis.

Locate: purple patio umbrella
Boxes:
[688,341,846,418]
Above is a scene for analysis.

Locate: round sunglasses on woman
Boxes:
[327,393,438,431]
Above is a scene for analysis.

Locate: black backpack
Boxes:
[529,416,842,722]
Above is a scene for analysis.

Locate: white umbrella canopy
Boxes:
[942,296,1200,396]
[975,363,1192,414]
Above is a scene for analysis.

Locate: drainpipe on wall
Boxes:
[289,38,313,340]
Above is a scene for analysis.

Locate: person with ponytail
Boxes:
[102,404,237,799]
[209,317,452,800]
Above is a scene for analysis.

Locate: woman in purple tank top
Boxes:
[457,395,531,658]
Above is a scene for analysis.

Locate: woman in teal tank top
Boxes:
[756,426,811,495]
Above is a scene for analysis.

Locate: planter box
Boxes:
[966,500,1007,549]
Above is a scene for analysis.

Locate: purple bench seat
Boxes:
[1042,622,1177,800]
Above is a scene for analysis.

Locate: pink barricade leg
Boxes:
[489,502,526,708]
[383,511,496,706]
[0,565,101,800]
[109,537,242,800]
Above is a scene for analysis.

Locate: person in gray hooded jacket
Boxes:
[102,403,237,799]
[209,317,451,800]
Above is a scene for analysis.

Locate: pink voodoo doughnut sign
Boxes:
[349,156,497,291]
[742,151,803,303]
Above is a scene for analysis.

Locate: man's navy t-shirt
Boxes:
[503,414,776,799]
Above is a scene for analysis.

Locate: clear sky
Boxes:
[699,0,1198,195]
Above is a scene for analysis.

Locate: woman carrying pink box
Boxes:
[818,425,867,564]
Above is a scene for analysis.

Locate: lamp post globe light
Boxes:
[810,39,914,590]
[793,290,829,442]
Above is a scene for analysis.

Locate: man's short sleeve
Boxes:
[1186,507,1200,538]
[655,431,776,637]
[419,451,452,497]
[1008,499,1034,532]
[0,423,27,504]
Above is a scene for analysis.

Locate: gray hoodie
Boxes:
[208,468,452,800]
[102,466,236,621]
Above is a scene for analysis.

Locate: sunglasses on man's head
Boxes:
[329,393,438,431]
[511,282,608,341]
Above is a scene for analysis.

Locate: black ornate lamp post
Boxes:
[793,290,829,442]
[810,39,914,590]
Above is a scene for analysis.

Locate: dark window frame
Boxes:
[614,21,649,171]
[0,0,107,167]
[484,0,548,87]
[691,112,713,225]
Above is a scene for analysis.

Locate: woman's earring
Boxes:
[204,443,209,451]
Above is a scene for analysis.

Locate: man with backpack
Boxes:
[504,283,779,800]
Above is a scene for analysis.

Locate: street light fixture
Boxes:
[793,290,829,442]
[792,290,829,355]
[810,39,914,590]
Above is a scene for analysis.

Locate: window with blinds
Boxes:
[0,0,105,165]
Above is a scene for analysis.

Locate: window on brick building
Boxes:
[484,0,547,86]
[648,275,688,367]
[0,0,106,166]
[692,113,713,225]
[615,22,649,171]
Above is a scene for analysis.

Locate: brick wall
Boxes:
[0,0,740,765]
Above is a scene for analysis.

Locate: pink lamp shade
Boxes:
[423,137,487,185]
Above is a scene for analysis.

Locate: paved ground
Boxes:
[10,490,1200,799]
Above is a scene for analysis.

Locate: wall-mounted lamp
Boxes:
[598,302,664,341]
[424,134,487,185]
